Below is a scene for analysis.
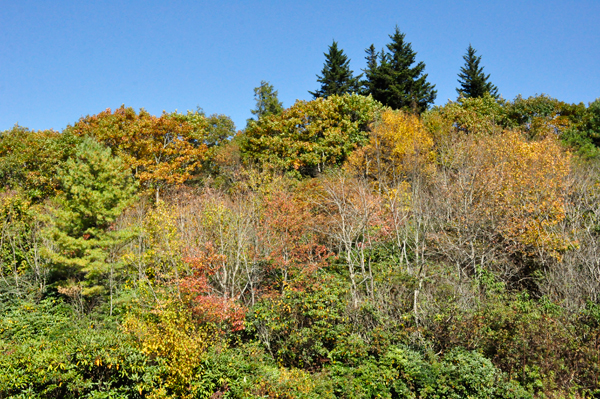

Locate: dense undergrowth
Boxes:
[2,93,600,398]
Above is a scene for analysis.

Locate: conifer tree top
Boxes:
[310,40,361,98]
[247,80,283,127]
[362,26,436,114]
[456,44,499,99]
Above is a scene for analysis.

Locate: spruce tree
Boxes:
[363,27,436,114]
[362,44,380,96]
[310,41,361,98]
[456,44,498,99]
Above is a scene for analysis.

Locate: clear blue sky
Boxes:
[1,0,598,132]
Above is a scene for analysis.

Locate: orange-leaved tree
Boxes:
[179,242,246,332]
[431,129,572,285]
[67,106,210,199]
[482,131,572,260]
[257,186,331,291]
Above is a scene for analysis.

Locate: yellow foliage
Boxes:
[122,302,216,398]
[471,131,572,259]
[132,200,186,288]
[346,110,434,187]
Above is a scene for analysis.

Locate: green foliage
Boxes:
[202,112,236,149]
[48,137,137,300]
[562,97,600,158]
[247,80,284,126]
[309,40,361,99]
[328,346,530,399]
[456,44,499,99]
[504,94,584,137]
[249,271,351,369]
[241,93,384,176]
[0,299,163,399]
[0,126,79,200]
[430,291,600,396]
[54,137,136,237]
[424,92,508,136]
[501,94,600,157]
[194,343,335,398]
[363,26,436,113]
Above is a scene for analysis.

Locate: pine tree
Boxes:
[49,137,137,301]
[247,81,283,126]
[309,41,361,98]
[456,44,498,99]
[363,27,436,114]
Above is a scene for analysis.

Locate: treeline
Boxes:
[2,29,600,398]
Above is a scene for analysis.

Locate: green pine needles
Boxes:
[49,137,137,302]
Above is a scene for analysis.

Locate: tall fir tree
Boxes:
[362,27,436,114]
[456,44,498,99]
[247,81,283,127]
[309,41,361,98]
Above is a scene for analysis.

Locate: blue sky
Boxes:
[1,0,598,132]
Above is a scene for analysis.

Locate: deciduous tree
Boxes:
[68,106,210,199]
[242,94,384,176]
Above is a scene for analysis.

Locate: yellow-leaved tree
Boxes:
[481,131,572,259]
[346,109,434,188]
[122,301,215,399]
[432,129,572,284]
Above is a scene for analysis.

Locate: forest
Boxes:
[2,27,600,398]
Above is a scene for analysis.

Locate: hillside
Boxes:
[2,93,600,398]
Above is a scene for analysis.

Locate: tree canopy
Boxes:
[66,106,212,198]
[241,93,384,176]
[247,80,284,126]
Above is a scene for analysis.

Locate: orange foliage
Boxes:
[68,106,209,193]
[436,130,572,266]
[480,131,572,258]
[258,189,331,286]
[179,243,246,331]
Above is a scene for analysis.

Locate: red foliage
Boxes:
[179,243,246,331]
[257,190,332,289]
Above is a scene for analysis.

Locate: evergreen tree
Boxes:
[362,44,379,96]
[309,41,361,98]
[456,44,498,99]
[247,81,283,126]
[362,26,436,114]
[49,137,137,301]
